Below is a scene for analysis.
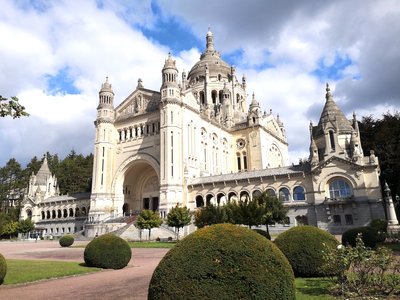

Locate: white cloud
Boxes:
[1,0,399,169]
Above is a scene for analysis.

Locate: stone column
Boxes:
[383,182,399,233]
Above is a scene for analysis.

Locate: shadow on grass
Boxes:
[296,277,334,297]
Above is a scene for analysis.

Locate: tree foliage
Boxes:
[359,112,400,200]
[194,204,228,228]
[256,192,288,234]
[135,210,163,240]
[0,96,29,118]
[17,218,34,236]
[166,204,191,240]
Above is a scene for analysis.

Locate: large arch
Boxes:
[112,154,160,215]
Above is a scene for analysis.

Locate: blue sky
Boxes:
[1,0,400,167]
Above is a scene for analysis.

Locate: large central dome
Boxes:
[187,30,231,83]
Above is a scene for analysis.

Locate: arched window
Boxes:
[240,191,250,201]
[46,211,51,219]
[293,186,305,201]
[57,209,62,218]
[252,190,262,200]
[266,188,276,197]
[217,193,226,206]
[206,194,214,206]
[26,209,32,219]
[63,209,68,218]
[328,178,352,198]
[196,195,204,208]
[279,188,290,201]
[69,208,74,217]
[329,130,335,150]
[228,192,237,202]
[41,211,45,220]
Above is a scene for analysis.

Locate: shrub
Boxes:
[274,225,339,277]
[324,234,400,297]
[253,228,271,240]
[59,234,74,247]
[148,223,295,300]
[342,226,378,248]
[84,234,131,269]
[0,253,6,285]
[369,219,388,243]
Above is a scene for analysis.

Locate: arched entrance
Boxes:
[123,161,159,213]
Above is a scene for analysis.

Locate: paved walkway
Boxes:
[0,241,169,300]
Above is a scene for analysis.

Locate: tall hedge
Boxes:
[0,253,7,285]
[84,234,131,269]
[148,223,295,300]
[274,225,339,277]
[342,226,378,248]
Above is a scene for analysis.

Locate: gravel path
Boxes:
[0,240,169,300]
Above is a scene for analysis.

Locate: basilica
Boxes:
[84,30,387,237]
[20,30,392,239]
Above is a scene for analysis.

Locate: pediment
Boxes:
[21,197,36,207]
[311,155,362,173]
[115,88,160,121]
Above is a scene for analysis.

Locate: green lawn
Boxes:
[295,277,336,300]
[74,241,176,249]
[3,259,102,285]
[1,259,338,299]
[127,241,176,248]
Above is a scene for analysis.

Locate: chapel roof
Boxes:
[35,155,52,185]
[313,84,353,136]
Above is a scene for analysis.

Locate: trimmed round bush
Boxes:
[342,226,378,248]
[253,228,271,240]
[59,234,74,247]
[84,234,131,269]
[0,253,7,285]
[274,225,339,277]
[148,223,295,300]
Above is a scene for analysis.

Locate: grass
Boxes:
[127,241,176,248]
[3,259,102,285]
[74,241,176,249]
[295,277,336,300]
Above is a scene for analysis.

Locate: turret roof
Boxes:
[314,84,353,135]
[35,155,52,185]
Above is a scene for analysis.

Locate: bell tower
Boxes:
[159,54,184,212]
[90,77,116,221]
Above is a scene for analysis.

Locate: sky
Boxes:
[1,0,399,167]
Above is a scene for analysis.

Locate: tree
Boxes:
[166,205,191,240]
[0,158,25,212]
[1,220,18,239]
[194,205,228,228]
[0,96,29,118]
[359,112,400,219]
[231,198,265,229]
[18,218,35,239]
[256,192,288,235]
[134,210,163,240]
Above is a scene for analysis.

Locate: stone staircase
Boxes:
[119,223,177,241]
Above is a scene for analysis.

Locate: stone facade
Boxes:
[20,156,90,237]
[85,30,386,237]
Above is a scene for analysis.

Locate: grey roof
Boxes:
[314,84,353,136]
[187,165,308,186]
[35,156,52,185]
[42,192,91,203]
